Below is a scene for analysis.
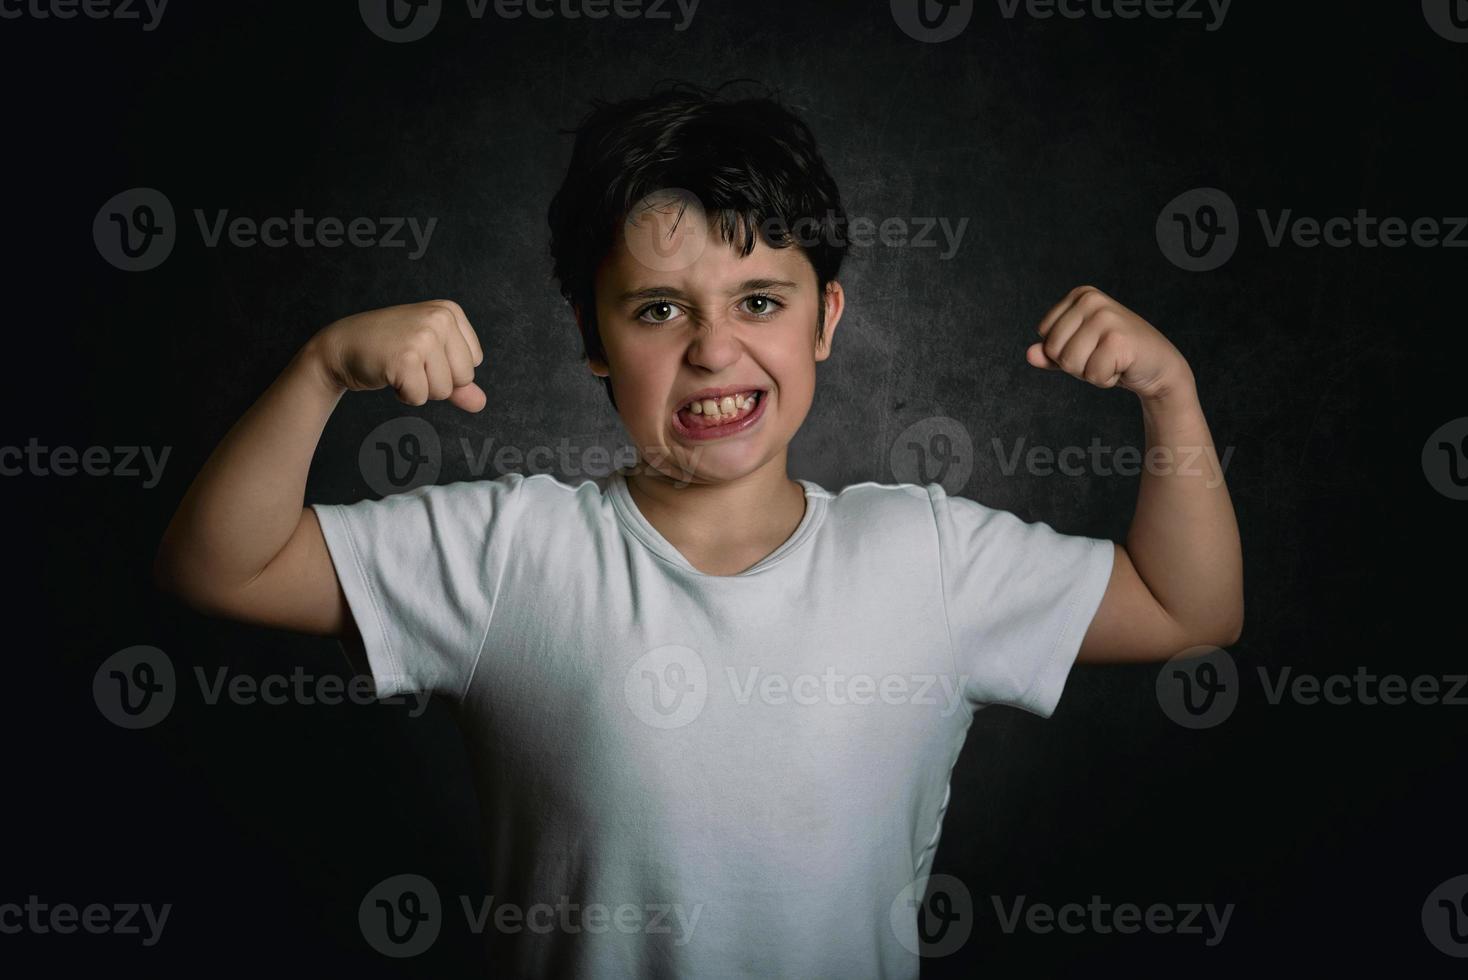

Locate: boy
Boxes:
[154,81,1242,977]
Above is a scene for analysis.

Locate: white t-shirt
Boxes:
[312,468,1114,977]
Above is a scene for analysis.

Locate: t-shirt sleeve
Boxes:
[310,474,524,702]
[928,484,1115,718]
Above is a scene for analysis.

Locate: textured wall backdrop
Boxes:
[6,1,1467,975]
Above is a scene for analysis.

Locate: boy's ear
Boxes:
[814,280,846,362]
[576,303,612,377]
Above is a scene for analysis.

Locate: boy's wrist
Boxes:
[294,335,348,399]
[1137,360,1199,412]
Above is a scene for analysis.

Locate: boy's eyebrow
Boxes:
[617,278,800,303]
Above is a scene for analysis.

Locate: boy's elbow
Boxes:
[152,536,218,611]
[1174,600,1243,651]
[1219,619,1243,648]
[153,548,202,612]
[1211,601,1244,648]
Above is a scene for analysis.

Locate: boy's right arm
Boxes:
[152,299,485,637]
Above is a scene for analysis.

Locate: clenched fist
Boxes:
[311,299,486,412]
[1027,286,1193,401]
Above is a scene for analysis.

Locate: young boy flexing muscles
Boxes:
[155,83,1242,977]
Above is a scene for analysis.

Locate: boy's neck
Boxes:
[622,457,808,576]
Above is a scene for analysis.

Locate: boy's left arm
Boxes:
[1027,285,1243,663]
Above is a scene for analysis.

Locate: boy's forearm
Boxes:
[155,339,345,597]
[1126,372,1244,646]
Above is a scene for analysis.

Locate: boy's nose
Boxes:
[683,321,746,370]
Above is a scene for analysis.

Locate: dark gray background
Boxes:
[6,1,1466,974]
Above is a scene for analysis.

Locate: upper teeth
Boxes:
[687,391,759,415]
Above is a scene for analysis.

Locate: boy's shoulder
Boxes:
[806,478,951,541]
[814,477,936,511]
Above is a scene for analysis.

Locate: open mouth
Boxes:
[672,389,768,439]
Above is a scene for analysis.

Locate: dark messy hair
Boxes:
[546,79,849,410]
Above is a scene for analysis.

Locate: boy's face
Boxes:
[587,192,844,486]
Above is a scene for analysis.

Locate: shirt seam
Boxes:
[336,505,406,690]
[458,474,525,703]
[1013,537,1110,711]
[926,486,977,724]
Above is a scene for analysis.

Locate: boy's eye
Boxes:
[637,301,683,325]
[741,294,784,318]
[634,294,784,325]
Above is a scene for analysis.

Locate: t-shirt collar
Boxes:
[607,468,826,577]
